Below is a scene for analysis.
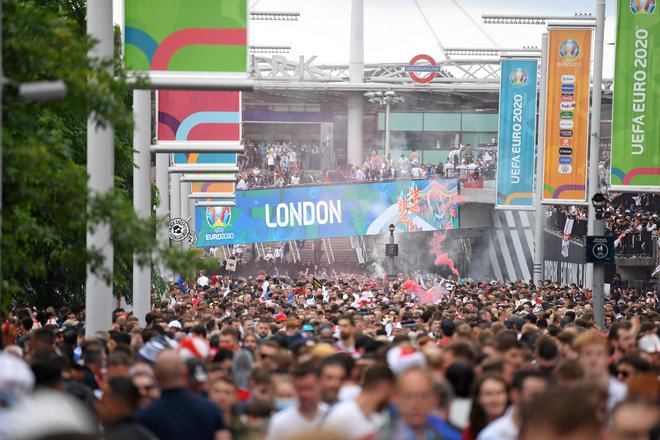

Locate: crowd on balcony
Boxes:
[548,194,660,257]
[236,140,498,190]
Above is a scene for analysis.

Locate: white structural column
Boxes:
[181,181,191,226]
[86,0,115,335]
[586,0,607,329]
[347,0,364,166]
[171,174,181,221]
[533,33,549,284]
[155,153,170,279]
[132,90,151,326]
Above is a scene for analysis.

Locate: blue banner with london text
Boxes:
[496,59,538,209]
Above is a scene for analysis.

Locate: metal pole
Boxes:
[347,0,364,166]
[132,90,151,327]
[0,0,4,311]
[534,33,549,284]
[170,173,181,220]
[86,0,114,335]
[389,230,396,277]
[155,153,170,279]
[385,100,391,162]
[181,181,190,228]
[587,0,606,329]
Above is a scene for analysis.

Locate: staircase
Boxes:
[297,237,360,265]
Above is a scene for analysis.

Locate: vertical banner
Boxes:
[542,28,593,204]
[124,0,248,75]
[611,0,660,191]
[496,58,538,209]
[157,91,241,164]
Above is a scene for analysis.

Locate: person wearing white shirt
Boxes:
[447,143,464,165]
[354,167,366,181]
[266,364,329,440]
[236,176,248,190]
[443,161,455,178]
[322,365,394,440]
[196,270,209,287]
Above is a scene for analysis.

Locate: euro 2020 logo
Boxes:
[559,40,580,60]
[509,68,529,86]
[630,0,655,14]
[206,206,232,232]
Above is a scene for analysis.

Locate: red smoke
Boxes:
[452,193,468,205]
[430,232,460,278]
[401,279,445,304]
[401,280,433,304]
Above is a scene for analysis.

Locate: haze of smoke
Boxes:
[430,231,460,278]
[401,279,446,304]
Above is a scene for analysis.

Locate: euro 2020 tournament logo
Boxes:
[509,68,529,86]
[631,0,656,14]
[559,40,580,60]
[206,206,232,232]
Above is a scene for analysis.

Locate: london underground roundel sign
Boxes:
[405,54,441,83]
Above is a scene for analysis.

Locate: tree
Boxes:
[2,0,196,309]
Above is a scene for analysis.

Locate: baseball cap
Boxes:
[168,320,182,330]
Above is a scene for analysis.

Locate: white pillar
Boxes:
[181,181,190,226]
[155,153,170,279]
[587,0,606,328]
[171,173,181,220]
[132,90,151,327]
[347,0,364,166]
[86,0,114,335]
[384,101,391,162]
[534,33,549,284]
[347,95,364,166]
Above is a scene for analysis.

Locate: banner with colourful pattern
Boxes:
[496,59,538,209]
[195,179,460,247]
[542,28,592,204]
[157,90,241,164]
[611,0,660,191]
[124,0,247,74]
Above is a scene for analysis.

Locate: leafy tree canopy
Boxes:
[2,0,198,309]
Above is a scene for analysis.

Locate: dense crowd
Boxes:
[0,268,658,440]
[548,193,660,256]
[236,140,497,190]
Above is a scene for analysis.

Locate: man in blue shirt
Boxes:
[138,350,229,440]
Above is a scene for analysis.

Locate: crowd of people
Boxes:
[0,268,658,439]
[548,193,660,257]
[235,140,498,190]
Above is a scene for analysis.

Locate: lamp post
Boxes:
[388,223,396,278]
[365,91,404,162]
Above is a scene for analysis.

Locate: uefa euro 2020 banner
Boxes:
[611,0,660,192]
[195,179,460,247]
[158,91,241,165]
[496,59,538,210]
[124,0,247,74]
[542,28,592,204]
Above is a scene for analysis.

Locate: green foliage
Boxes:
[2,0,196,309]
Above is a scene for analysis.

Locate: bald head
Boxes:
[154,350,186,389]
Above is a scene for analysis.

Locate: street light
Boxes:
[364,91,404,162]
[385,224,398,279]
[590,192,606,329]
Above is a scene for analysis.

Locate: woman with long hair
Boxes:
[462,375,509,440]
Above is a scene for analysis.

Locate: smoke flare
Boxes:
[430,231,460,278]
